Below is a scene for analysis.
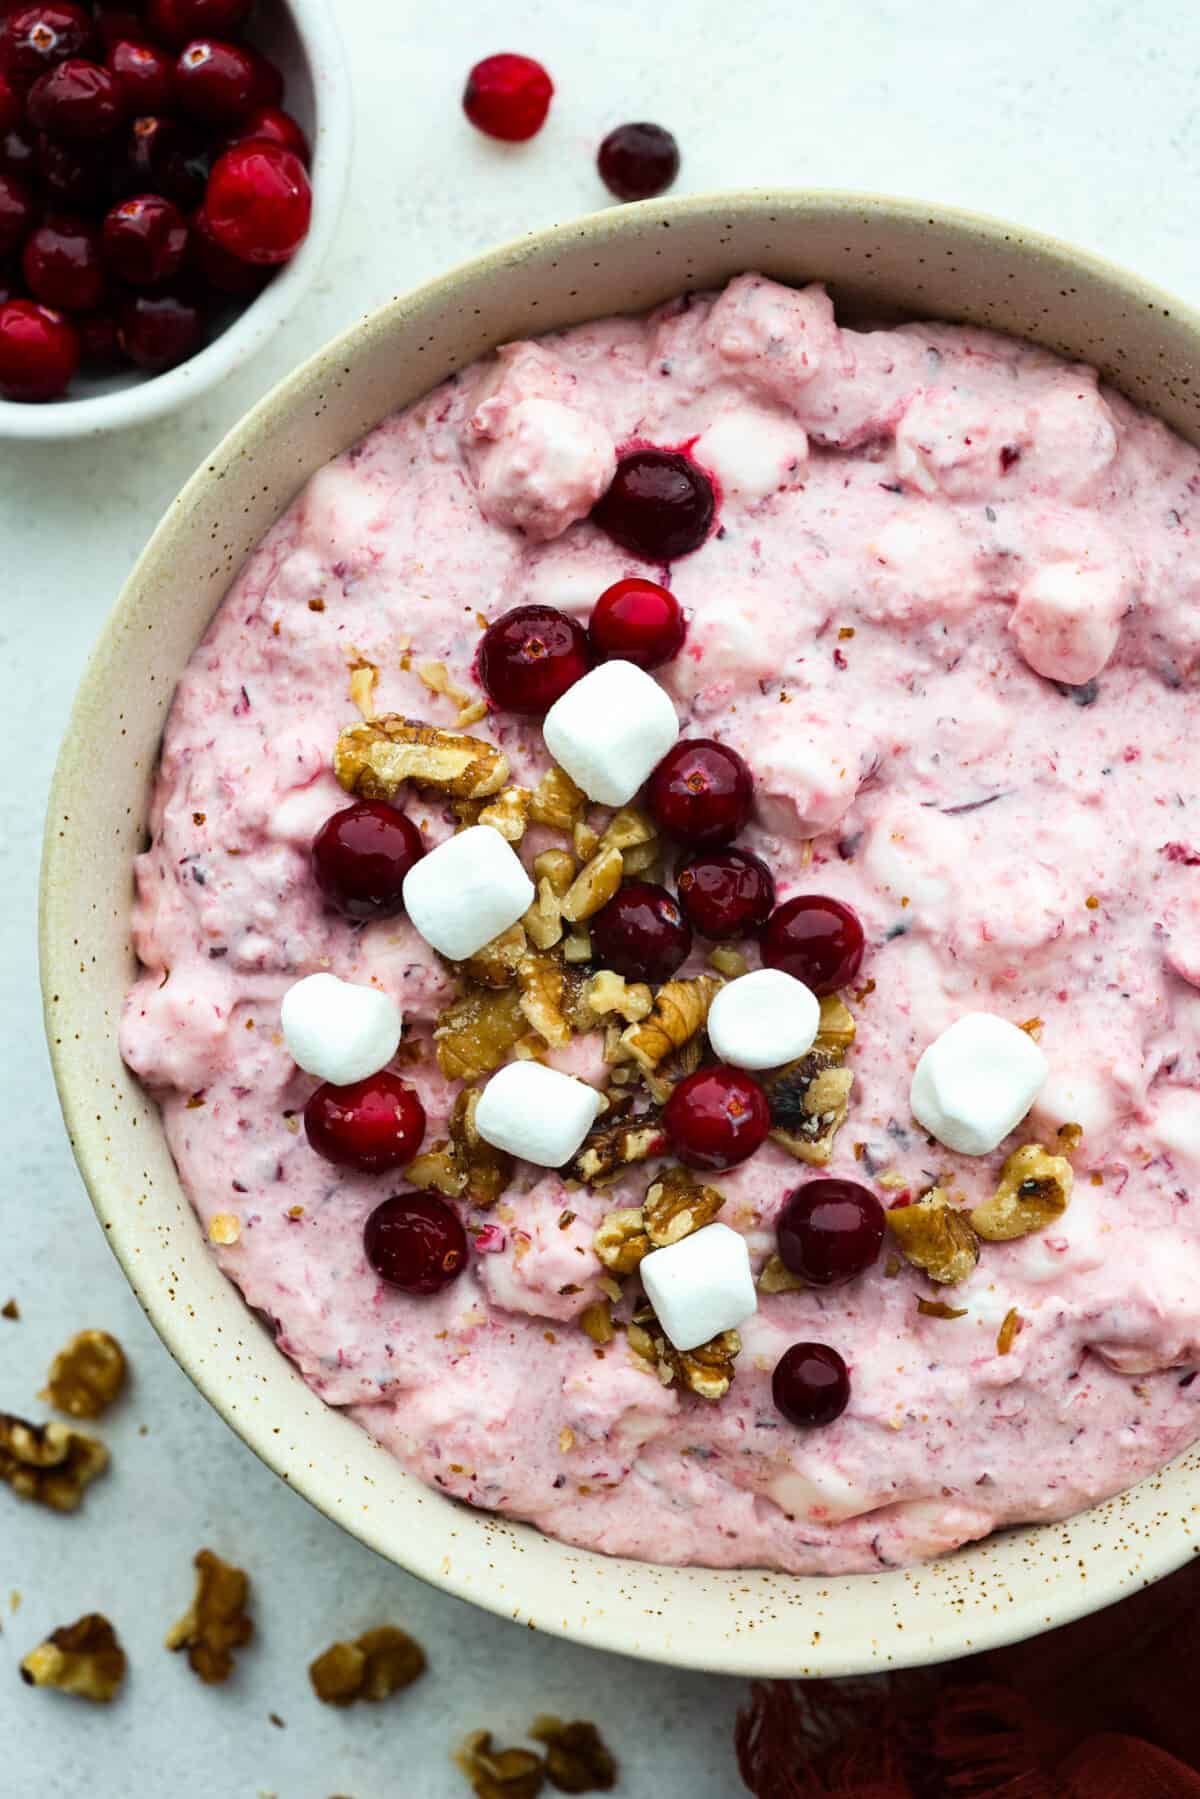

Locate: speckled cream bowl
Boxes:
[41,192,1200,1677]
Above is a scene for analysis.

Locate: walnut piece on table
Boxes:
[886,1186,980,1285]
[529,1716,618,1793]
[0,1414,108,1511]
[335,714,509,802]
[456,1730,545,1799]
[40,1329,127,1419]
[309,1625,426,1706]
[971,1142,1074,1241]
[164,1549,253,1683]
[21,1614,126,1702]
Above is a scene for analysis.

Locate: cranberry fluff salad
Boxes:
[121,274,1200,1575]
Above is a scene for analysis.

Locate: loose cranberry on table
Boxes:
[27,57,125,137]
[173,37,258,124]
[0,168,33,255]
[312,799,425,921]
[117,286,202,368]
[22,214,104,311]
[462,52,553,142]
[145,0,252,48]
[363,1191,468,1295]
[478,603,592,714]
[589,878,692,984]
[0,295,78,398]
[676,847,775,940]
[772,1342,850,1428]
[0,5,95,92]
[304,1073,426,1175]
[776,1179,885,1287]
[761,895,865,996]
[663,1064,770,1172]
[106,38,172,112]
[587,576,685,670]
[592,448,715,563]
[597,122,680,202]
[228,103,309,163]
[204,140,311,264]
[648,738,752,847]
[102,193,188,284]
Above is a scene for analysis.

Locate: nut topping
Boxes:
[560,847,624,924]
[0,1414,108,1512]
[40,1330,126,1419]
[642,1167,724,1248]
[763,1049,854,1166]
[971,1142,1074,1241]
[335,714,509,802]
[814,992,856,1052]
[529,1716,618,1793]
[478,786,532,843]
[529,765,587,832]
[621,975,722,1073]
[461,922,529,989]
[629,1312,741,1400]
[21,1615,126,1703]
[164,1549,253,1684]
[579,1300,615,1345]
[435,984,527,1080]
[309,1625,426,1706]
[592,1208,651,1275]
[517,953,574,1049]
[570,1114,669,1188]
[456,1730,545,1799]
[584,969,653,1024]
[885,1186,980,1285]
[406,1087,512,1209]
[757,1253,806,1295]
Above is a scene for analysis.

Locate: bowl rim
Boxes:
[41,186,1200,1676]
[0,0,352,442]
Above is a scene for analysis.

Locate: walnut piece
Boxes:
[643,1320,741,1400]
[757,1253,805,1294]
[997,1307,1023,1354]
[436,984,527,1080]
[165,1550,252,1683]
[456,1731,545,1799]
[815,992,856,1051]
[208,1212,240,1245]
[0,1414,108,1511]
[642,1167,724,1247]
[478,786,532,842]
[524,876,567,951]
[517,953,575,1049]
[560,847,624,924]
[529,765,586,832]
[529,1717,618,1793]
[335,714,509,802]
[562,927,593,963]
[309,1625,426,1706]
[21,1614,126,1702]
[348,660,379,719]
[406,1087,512,1209]
[917,1297,968,1320]
[571,1114,668,1188]
[886,1187,980,1285]
[971,1142,1074,1241]
[621,975,722,1073]
[461,922,528,988]
[592,1208,651,1274]
[40,1330,126,1419]
[584,969,653,1024]
[579,1300,615,1345]
[708,945,750,979]
[763,1049,854,1165]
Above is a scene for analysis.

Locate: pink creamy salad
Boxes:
[121,275,1200,1574]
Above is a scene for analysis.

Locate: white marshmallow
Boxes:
[640,1223,758,1354]
[401,825,535,961]
[280,973,402,1086]
[474,1060,604,1168]
[542,660,679,806]
[706,969,820,1071]
[910,1012,1049,1157]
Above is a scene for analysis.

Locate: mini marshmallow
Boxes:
[706,969,820,1071]
[543,660,679,806]
[910,1012,1049,1157]
[474,1060,604,1168]
[280,972,402,1086]
[401,825,535,961]
[639,1222,758,1354]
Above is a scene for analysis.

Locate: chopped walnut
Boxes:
[309,1626,426,1706]
[562,927,593,964]
[1057,1121,1084,1155]
[40,1330,126,1419]
[579,1300,614,1345]
[478,786,532,843]
[573,820,600,862]
[560,847,624,924]
[886,1187,980,1285]
[596,805,656,857]
[516,953,575,1048]
[633,1313,741,1400]
[592,1208,651,1274]
[763,1049,854,1165]
[165,1549,253,1684]
[917,1298,968,1320]
[642,1167,724,1247]
[534,848,577,895]
[0,1415,108,1511]
[570,1114,668,1188]
[971,1142,1074,1241]
[814,993,856,1052]
[708,945,750,979]
[208,1212,240,1245]
[529,766,586,832]
[524,876,567,951]
[997,1307,1023,1354]
[621,975,722,1073]
[640,1032,706,1107]
[461,922,529,989]
[21,1614,126,1703]
[335,714,509,802]
[417,658,478,719]
[584,969,653,1024]
[757,1253,805,1294]
[456,1731,545,1799]
[530,1717,618,1793]
[406,1087,512,1208]
[435,984,527,1080]
[348,660,379,719]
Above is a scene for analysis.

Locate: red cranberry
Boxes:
[663,1064,770,1172]
[28,59,125,138]
[587,576,685,670]
[462,52,553,142]
[40,132,107,205]
[76,305,120,364]
[22,215,104,311]
[589,879,691,984]
[363,1191,468,1294]
[187,199,265,292]
[106,38,172,111]
[115,113,210,208]
[0,73,19,130]
[597,121,680,202]
[243,44,282,110]
[304,1073,426,1175]
[0,170,33,257]
[0,121,37,178]
[762,896,865,997]
[478,603,591,715]
[103,193,187,284]
[117,285,202,368]
[204,140,311,264]
[145,0,252,48]
[676,847,775,940]
[173,37,257,123]
[0,295,78,398]
[228,103,309,164]
[593,448,715,562]
[312,800,425,921]
[648,738,752,847]
[94,6,150,49]
[0,5,94,91]
[773,1342,850,1428]
[776,1180,885,1287]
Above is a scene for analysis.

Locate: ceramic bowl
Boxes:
[0,0,351,441]
[40,191,1200,1676]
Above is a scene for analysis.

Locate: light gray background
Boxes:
[4,1,1199,1793]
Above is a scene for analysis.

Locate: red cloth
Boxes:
[736,1559,1200,1797]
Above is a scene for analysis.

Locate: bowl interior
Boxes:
[41,192,1200,1677]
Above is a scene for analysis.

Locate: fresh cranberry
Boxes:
[0,72,18,130]
[304,1073,426,1175]
[22,215,104,311]
[312,800,425,921]
[186,198,265,291]
[587,576,685,670]
[93,6,150,49]
[40,132,107,206]
[762,895,865,996]
[648,738,752,847]
[478,603,591,715]
[363,1191,468,1294]
[114,113,210,209]
[597,121,680,202]
[676,847,775,940]
[593,448,715,562]
[145,0,252,47]
[228,103,309,163]
[103,193,187,283]
[28,58,125,138]
[0,119,35,177]
[0,5,94,91]
[173,37,257,122]
[106,38,171,111]
[589,879,691,983]
[76,305,120,364]
[243,44,282,110]
[663,1064,770,1172]
[772,1342,850,1428]
[776,1180,885,1287]
[462,52,553,142]
[0,295,78,398]
[117,285,202,368]
[204,140,311,263]
[0,170,33,257]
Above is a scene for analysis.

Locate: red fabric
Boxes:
[736,1560,1200,1798]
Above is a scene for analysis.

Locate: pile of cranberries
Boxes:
[0,0,312,402]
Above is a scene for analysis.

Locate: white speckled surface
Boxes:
[7,0,1200,1791]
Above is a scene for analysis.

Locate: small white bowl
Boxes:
[0,0,350,441]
